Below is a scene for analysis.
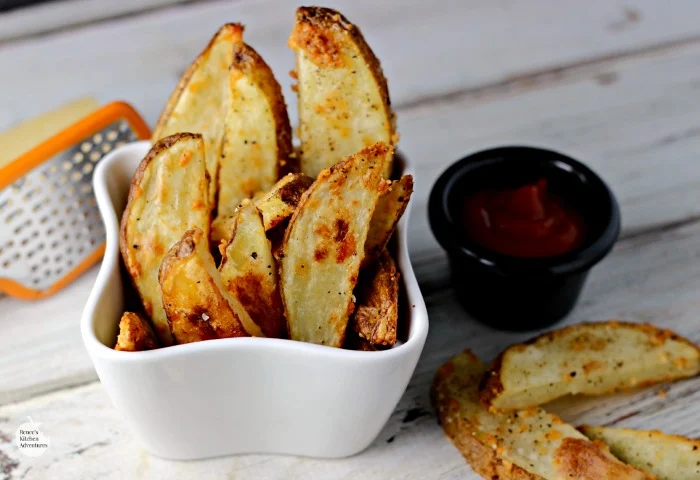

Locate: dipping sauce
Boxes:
[460,178,585,258]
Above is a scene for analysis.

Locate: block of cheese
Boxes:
[0,97,99,169]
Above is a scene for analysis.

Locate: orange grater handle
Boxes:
[0,102,150,191]
[0,101,151,300]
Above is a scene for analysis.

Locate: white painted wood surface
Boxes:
[0,0,187,43]
[2,220,700,479]
[4,0,700,130]
[1,0,699,478]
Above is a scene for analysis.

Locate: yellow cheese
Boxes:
[0,97,99,169]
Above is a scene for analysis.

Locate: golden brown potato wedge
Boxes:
[219,200,286,338]
[280,142,392,347]
[432,350,653,480]
[114,312,160,351]
[344,330,379,351]
[480,321,700,411]
[215,42,293,229]
[352,250,399,346]
[289,6,396,178]
[211,172,313,244]
[580,425,700,480]
[363,174,413,267]
[120,133,210,345]
[159,229,263,344]
[152,24,243,204]
[255,173,314,231]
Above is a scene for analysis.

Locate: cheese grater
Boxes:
[0,102,150,300]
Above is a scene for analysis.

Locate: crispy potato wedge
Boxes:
[432,350,653,480]
[289,6,396,178]
[215,42,293,229]
[580,425,700,480]
[219,200,286,338]
[352,250,399,346]
[152,24,243,204]
[120,133,210,345]
[280,142,391,346]
[114,312,160,351]
[363,175,413,267]
[344,330,379,351]
[480,321,700,411]
[255,173,314,231]
[211,172,313,244]
[159,229,263,344]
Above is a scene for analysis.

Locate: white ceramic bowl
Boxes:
[81,141,429,460]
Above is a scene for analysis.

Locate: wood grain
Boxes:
[1,1,700,477]
[0,0,191,44]
[3,0,700,130]
[0,268,99,406]
[2,205,700,479]
[401,39,700,259]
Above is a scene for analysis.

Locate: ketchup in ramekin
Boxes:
[460,178,586,258]
[428,147,620,330]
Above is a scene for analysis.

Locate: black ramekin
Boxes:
[428,146,620,331]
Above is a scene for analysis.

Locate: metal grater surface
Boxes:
[0,120,138,291]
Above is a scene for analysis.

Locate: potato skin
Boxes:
[159,229,261,344]
[219,201,286,339]
[279,142,391,347]
[215,41,294,231]
[119,133,209,345]
[211,172,313,245]
[553,438,653,480]
[363,175,413,268]
[432,350,545,480]
[114,312,160,351]
[353,250,399,346]
[256,173,314,231]
[152,24,242,137]
[291,7,391,115]
[343,330,379,351]
[290,6,397,178]
[433,350,652,480]
[580,425,700,480]
[153,24,244,204]
[480,321,700,411]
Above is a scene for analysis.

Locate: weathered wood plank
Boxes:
[2,209,699,479]
[0,0,191,43]
[2,1,700,478]
[401,38,700,259]
[0,268,99,405]
[3,0,700,131]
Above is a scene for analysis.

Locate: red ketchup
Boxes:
[460,178,585,258]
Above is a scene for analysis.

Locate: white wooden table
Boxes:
[1,1,700,478]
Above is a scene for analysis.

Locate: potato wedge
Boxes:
[159,229,263,344]
[580,425,700,480]
[114,312,159,351]
[352,250,399,346]
[211,172,313,244]
[280,142,392,346]
[152,24,243,204]
[219,200,286,338]
[432,350,653,480]
[363,175,413,267]
[120,133,210,345]
[344,330,378,351]
[289,6,396,178]
[480,321,700,411]
[215,41,293,229]
[255,173,314,231]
